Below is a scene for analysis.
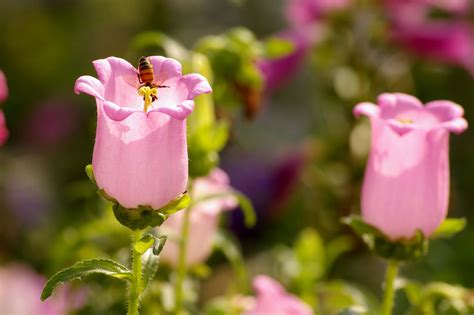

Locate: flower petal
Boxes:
[178,73,212,100]
[74,75,104,100]
[387,118,416,136]
[148,56,183,85]
[103,101,140,121]
[440,117,468,134]
[0,71,8,104]
[426,100,465,121]
[151,100,194,120]
[353,102,380,118]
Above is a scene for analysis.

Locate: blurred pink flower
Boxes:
[0,71,7,104]
[384,0,474,74]
[0,71,9,145]
[160,168,237,266]
[354,93,468,239]
[392,21,474,75]
[75,56,211,209]
[244,275,313,315]
[286,0,353,28]
[0,264,83,314]
[258,29,316,92]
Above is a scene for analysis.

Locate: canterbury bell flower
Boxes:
[160,168,237,266]
[75,56,211,209]
[354,93,467,239]
[244,275,314,315]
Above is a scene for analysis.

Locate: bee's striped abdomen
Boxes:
[138,56,155,86]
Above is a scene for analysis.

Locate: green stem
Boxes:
[128,229,144,315]
[174,206,192,315]
[381,260,399,315]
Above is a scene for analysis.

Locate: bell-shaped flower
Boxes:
[160,168,237,266]
[244,275,313,315]
[354,93,467,239]
[74,56,211,209]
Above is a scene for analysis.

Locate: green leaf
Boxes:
[85,164,96,185]
[41,259,132,301]
[342,215,384,238]
[134,234,155,255]
[294,228,326,284]
[159,193,192,215]
[233,191,256,228]
[263,37,295,59]
[431,218,466,239]
[141,250,160,299]
[153,235,168,256]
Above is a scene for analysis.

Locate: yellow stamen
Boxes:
[397,118,413,124]
[138,86,159,112]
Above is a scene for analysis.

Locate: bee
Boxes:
[137,56,169,102]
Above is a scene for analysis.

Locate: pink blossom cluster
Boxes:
[384,0,474,75]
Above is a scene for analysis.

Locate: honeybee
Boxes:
[137,56,169,102]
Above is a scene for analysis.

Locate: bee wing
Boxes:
[122,70,140,89]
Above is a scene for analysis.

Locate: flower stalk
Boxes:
[128,229,144,315]
[174,205,192,315]
[381,259,399,315]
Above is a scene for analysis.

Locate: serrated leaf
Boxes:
[134,234,155,255]
[41,259,132,301]
[431,218,466,239]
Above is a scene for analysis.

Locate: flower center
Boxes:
[396,117,414,124]
[138,86,158,112]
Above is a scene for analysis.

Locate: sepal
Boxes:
[342,215,428,261]
[85,164,191,230]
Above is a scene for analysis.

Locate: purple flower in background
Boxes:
[354,93,467,239]
[23,98,81,148]
[0,264,83,314]
[0,71,9,145]
[244,275,314,315]
[286,0,353,28]
[384,0,474,74]
[258,30,316,92]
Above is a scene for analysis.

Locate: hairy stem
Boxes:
[381,260,399,315]
[174,206,193,315]
[128,229,144,315]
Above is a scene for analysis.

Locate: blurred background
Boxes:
[0,0,473,314]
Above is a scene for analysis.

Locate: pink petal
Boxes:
[151,100,195,121]
[178,74,213,100]
[440,117,468,134]
[353,102,380,118]
[103,101,141,121]
[148,56,183,85]
[0,71,8,104]
[0,111,9,145]
[426,100,465,121]
[74,75,104,100]
[93,57,142,109]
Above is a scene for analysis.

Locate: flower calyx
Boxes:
[85,164,191,230]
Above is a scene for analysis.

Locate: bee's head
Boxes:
[138,56,148,64]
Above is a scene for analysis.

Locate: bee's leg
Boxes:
[157,85,170,88]
[137,73,143,84]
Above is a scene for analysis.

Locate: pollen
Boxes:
[138,86,158,112]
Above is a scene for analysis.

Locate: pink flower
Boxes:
[160,168,237,266]
[0,71,9,145]
[384,0,474,75]
[286,0,353,28]
[244,275,313,315]
[354,93,468,239]
[258,29,316,92]
[0,264,82,314]
[74,56,211,209]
